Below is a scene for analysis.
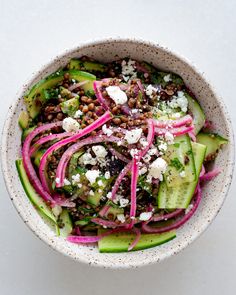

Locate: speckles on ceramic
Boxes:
[1,38,234,269]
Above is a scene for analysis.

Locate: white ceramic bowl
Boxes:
[1,38,234,268]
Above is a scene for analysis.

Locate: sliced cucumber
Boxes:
[158,142,206,209]
[163,134,196,187]
[68,59,107,73]
[59,209,73,237]
[196,132,228,161]
[25,70,96,119]
[18,111,29,129]
[33,149,46,167]
[21,126,36,142]
[15,159,57,223]
[60,96,79,117]
[185,92,205,134]
[98,230,176,253]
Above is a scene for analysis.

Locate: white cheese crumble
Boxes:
[119,198,129,208]
[79,152,97,166]
[89,190,94,196]
[106,192,112,199]
[139,211,153,221]
[71,174,81,185]
[85,170,100,184]
[185,204,194,214]
[148,157,167,181]
[139,166,148,175]
[117,214,126,223]
[102,124,113,137]
[130,148,139,158]
[140,138,149,148]
[165,131,174,144]
[104,171,111,179]
[55,177,60,184]
[121,59,137,81]
[62,117,80,132]
[125,128,142,144]
[158,142,168,152]
[97,180,104,187]
[179,170,186,178]
[73,110,83,118]
[106,86,128,105]
[168,91,188,112]
[63,178,71,186]
[92,145,108,159]
[163,74,172,82]
[145,84,157,98]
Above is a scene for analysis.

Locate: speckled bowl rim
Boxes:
[1,38,235,269]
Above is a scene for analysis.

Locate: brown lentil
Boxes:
[112,117,121,125]
[82,105,89,113]
[121,116,128,123]
[64,72,70,80]
[56,113,64,120]
[88,103,95,111]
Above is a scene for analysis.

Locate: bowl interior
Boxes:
[1,39,234,268]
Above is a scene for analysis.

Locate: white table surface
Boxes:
[0,0,235,294]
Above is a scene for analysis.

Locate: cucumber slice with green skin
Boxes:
[68,59,107,73]
[196,132,228,161]
[59,209,73,237]
[163,134,196,187]
[185,92,205,134]
[60,96,79,117]
[98,230,176,253]
[21,126,36,142]
[75,217,92,226]
[33,149,46,167]
[158,142,206,209]
[18,111,29,129]
[15,159,57,223]
[24,70,96,119]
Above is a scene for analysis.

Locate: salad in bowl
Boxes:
[16,56,228,253]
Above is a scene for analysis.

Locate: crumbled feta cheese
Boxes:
[79,152,97,166]
[117,214,126,223]
[145,84,157,98]
[158,142,168,152]
[125,128,142,144]
[165,131,174,144]
[121,59,137,81]
[77,183,82,188]
[185,204,194,214]
[74,110,83,118]
[130,148,139,158]
[139,211,153,221]
[85,170,100,184]
[119,198,129,208]
[148,157,167,181]
[143,154,151,163]
[98,180,104,187]
[179,170,186,178]
[172,112,181,119]
[63,178,71,186]
[89,190,94,196]
[92,145,108,159]
[72,174,80,185]
[140,138,149,148]
[106,86,128,105]
[117,140,123,146]
[102,124,113,137]
[148,147,158,156]
[62,117,80,132]
[168,91,188,112]
[106,192,112,199]
[98,189,103,193]
[104,171,111,179]
[163,74,172,82]
[139,166,148,175]
[55,177,60,184]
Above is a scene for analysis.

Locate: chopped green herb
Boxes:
[169,158,184,171]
